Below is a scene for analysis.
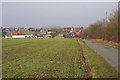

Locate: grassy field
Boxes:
[2,38,88,78]
[2,38,118,78]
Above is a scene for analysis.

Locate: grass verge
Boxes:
[79,39,119,78]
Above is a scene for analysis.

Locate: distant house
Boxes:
[43,34,52,38]
[54,34,64,38]
[47,30,52,34]
[70,27,74,32]
[47,30,56,34]
[75,31,80,35]
[11,32,35,38]
[64,27,71,33]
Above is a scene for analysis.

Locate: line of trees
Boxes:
[80,10,119,43]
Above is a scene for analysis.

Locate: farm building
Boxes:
[11,32,35,38]
[54,34,64,38]
[43,34,52,38]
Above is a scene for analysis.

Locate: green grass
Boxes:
[2,38,119,78]
[79,39,118,78]
[2,38,88,78]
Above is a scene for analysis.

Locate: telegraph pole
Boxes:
[104,12,108,40]
[105,12,108,26]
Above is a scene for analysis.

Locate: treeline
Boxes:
[80,10,119,43]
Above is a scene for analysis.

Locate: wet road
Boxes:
[83,40,119,73]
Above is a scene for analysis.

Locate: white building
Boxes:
[11,32,36,38]
[12,35,35,38]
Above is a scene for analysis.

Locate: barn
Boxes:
[11,32,35,38]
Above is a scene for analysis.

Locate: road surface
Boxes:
[83,40,120,73]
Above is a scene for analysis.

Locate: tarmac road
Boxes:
[83,40,120,73]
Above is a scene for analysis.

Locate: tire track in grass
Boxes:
[78,40,93,78]
[68,56,75,78]
[68,39,88,78]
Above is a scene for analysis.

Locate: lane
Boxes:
[83,40,119,73]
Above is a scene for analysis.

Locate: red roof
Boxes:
[76,32,79,35]
[11,32,24,35]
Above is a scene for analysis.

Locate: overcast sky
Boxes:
[2,2,118,28]
[1,0,119,2]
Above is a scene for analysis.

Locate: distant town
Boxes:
[2,27,84,38]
